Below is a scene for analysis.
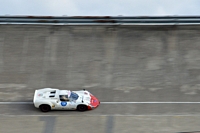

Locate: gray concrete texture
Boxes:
[1,24,200,133]
[1,103,200,133]
[0,25,200,102]
[0,115,200,133]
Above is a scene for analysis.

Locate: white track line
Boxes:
[0,102,33,104]
[1,114,200,117]
[102,102,200,104]
[1,102,200,104]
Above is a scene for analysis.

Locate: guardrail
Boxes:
[1,16,200,25]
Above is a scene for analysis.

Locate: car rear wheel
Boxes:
[77,105,87,111]
[39,105,51,112]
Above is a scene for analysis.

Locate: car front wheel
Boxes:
[77,105,88,111]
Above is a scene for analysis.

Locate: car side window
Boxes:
[59,95,70,101]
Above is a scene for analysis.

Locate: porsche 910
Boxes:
[33,88,100,112]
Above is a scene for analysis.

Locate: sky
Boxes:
[1,0,200,16]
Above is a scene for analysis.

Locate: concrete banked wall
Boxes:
[0,24,200,93]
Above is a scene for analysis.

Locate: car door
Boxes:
[58,101,71,110]
[67,100,77,110]
[57,95,77,110]
[57,100,78,110]
[54,95,70,110]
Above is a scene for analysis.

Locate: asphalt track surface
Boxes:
[1,101,200,133]
[1,25,200,133]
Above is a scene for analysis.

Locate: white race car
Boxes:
[33,88,100,112]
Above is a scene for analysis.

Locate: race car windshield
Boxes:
[69,92,79,100]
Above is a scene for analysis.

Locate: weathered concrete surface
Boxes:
[1,115,200,133]
[1,104,200,133]
[1,24,200,133]
[1,104,200,116]
[1,25,200,102]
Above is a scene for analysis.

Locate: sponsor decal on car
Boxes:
[61,102,67,106]
[38,94,43,96]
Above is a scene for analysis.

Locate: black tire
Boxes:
[77,105,88,111]
[39,105,51,112]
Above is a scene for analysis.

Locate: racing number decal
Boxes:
[61,102,67,106]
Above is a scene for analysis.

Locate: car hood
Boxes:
[74,90,91,104]
[74,90,100,108]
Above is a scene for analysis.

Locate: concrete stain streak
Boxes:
[103,31,118,88]
[41,35,51,87]
[0,83,26,89]
[49,36,57,66]
[0,36,4,73]
[20,32,29,72]
[106,116,114,133]
[40,116,56,133]
[180,84,200,95]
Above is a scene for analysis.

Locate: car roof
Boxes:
[59,90,71,96]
